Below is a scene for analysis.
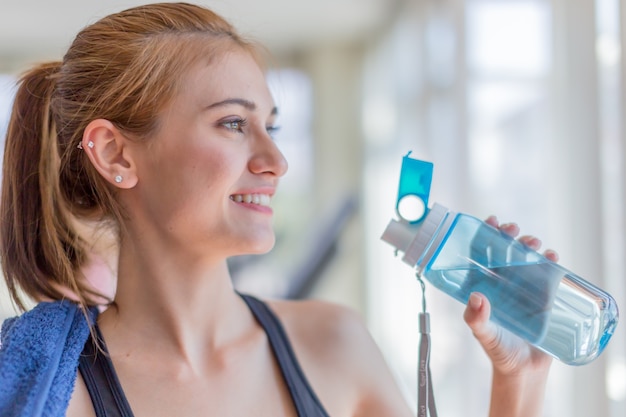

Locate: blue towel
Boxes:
[0,301,95,417]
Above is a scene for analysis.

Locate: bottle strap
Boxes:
[417,276,438,417]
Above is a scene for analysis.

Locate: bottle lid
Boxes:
[395,151,433,224]
[380,218,418,254]
[381,152,450,271]
[402,203,449,268]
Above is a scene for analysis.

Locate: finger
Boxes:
[518,235,542,251]
[498,222,520,238]
[464,292,497,342]
[543,249,559,262]
[485,215,499,228]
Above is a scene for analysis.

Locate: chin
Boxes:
[243,235,276,255]
[250,241,276,255]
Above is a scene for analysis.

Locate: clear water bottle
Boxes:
[381,153,619,366]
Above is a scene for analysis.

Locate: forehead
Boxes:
[178,48,275,109]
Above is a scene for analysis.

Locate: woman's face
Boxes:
[127,47,288,259]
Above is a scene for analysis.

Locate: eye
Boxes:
[221,118,248,132]
[266,125,281,138]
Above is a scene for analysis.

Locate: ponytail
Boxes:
[1,62,90,311]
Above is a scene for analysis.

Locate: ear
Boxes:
[81,119,138,189]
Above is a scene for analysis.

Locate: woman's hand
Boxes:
[462,216,556,417]
[463,215,557,374]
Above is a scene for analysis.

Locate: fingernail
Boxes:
[545,249,559,261]
[485,216,498,226]
[469,292,482,310]
[501,222,517,230]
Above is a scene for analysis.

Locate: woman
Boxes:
[0,3,555,416]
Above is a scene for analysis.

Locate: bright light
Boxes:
[607,356,626,401]
[467,1,551,77]
[0,75,15,141]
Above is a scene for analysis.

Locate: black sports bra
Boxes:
[78,294,331,417]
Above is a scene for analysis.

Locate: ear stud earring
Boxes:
[76,141,95,150]
[114,175,123,184]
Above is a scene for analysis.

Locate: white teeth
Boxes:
[230,193,271,207]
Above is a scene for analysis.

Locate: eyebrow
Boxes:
[206,98,278,116]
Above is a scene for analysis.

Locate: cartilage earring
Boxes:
[77,141,94,150]
[114,175,123,184]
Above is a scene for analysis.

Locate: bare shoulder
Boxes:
[267,298,368,357]
[266,298,413,417]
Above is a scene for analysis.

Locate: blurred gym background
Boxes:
[1,0,624,416]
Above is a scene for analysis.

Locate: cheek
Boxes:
[139,137,245,214]
[169,149,242,211]
[188,151,238,191]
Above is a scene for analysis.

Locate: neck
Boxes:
[98,240,254,366]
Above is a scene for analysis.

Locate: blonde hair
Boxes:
[1,2,262,310]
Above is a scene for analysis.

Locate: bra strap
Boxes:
[239,294,330,417]
[78,326,135,417]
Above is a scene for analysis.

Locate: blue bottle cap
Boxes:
[396,151,433,224]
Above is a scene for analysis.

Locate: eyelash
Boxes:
[221,118,281,138]
[222,118,248,132]
[266,125,281,138]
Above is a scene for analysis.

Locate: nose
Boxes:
[248,132,288,178]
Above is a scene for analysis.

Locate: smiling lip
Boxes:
[229,193,272,207]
